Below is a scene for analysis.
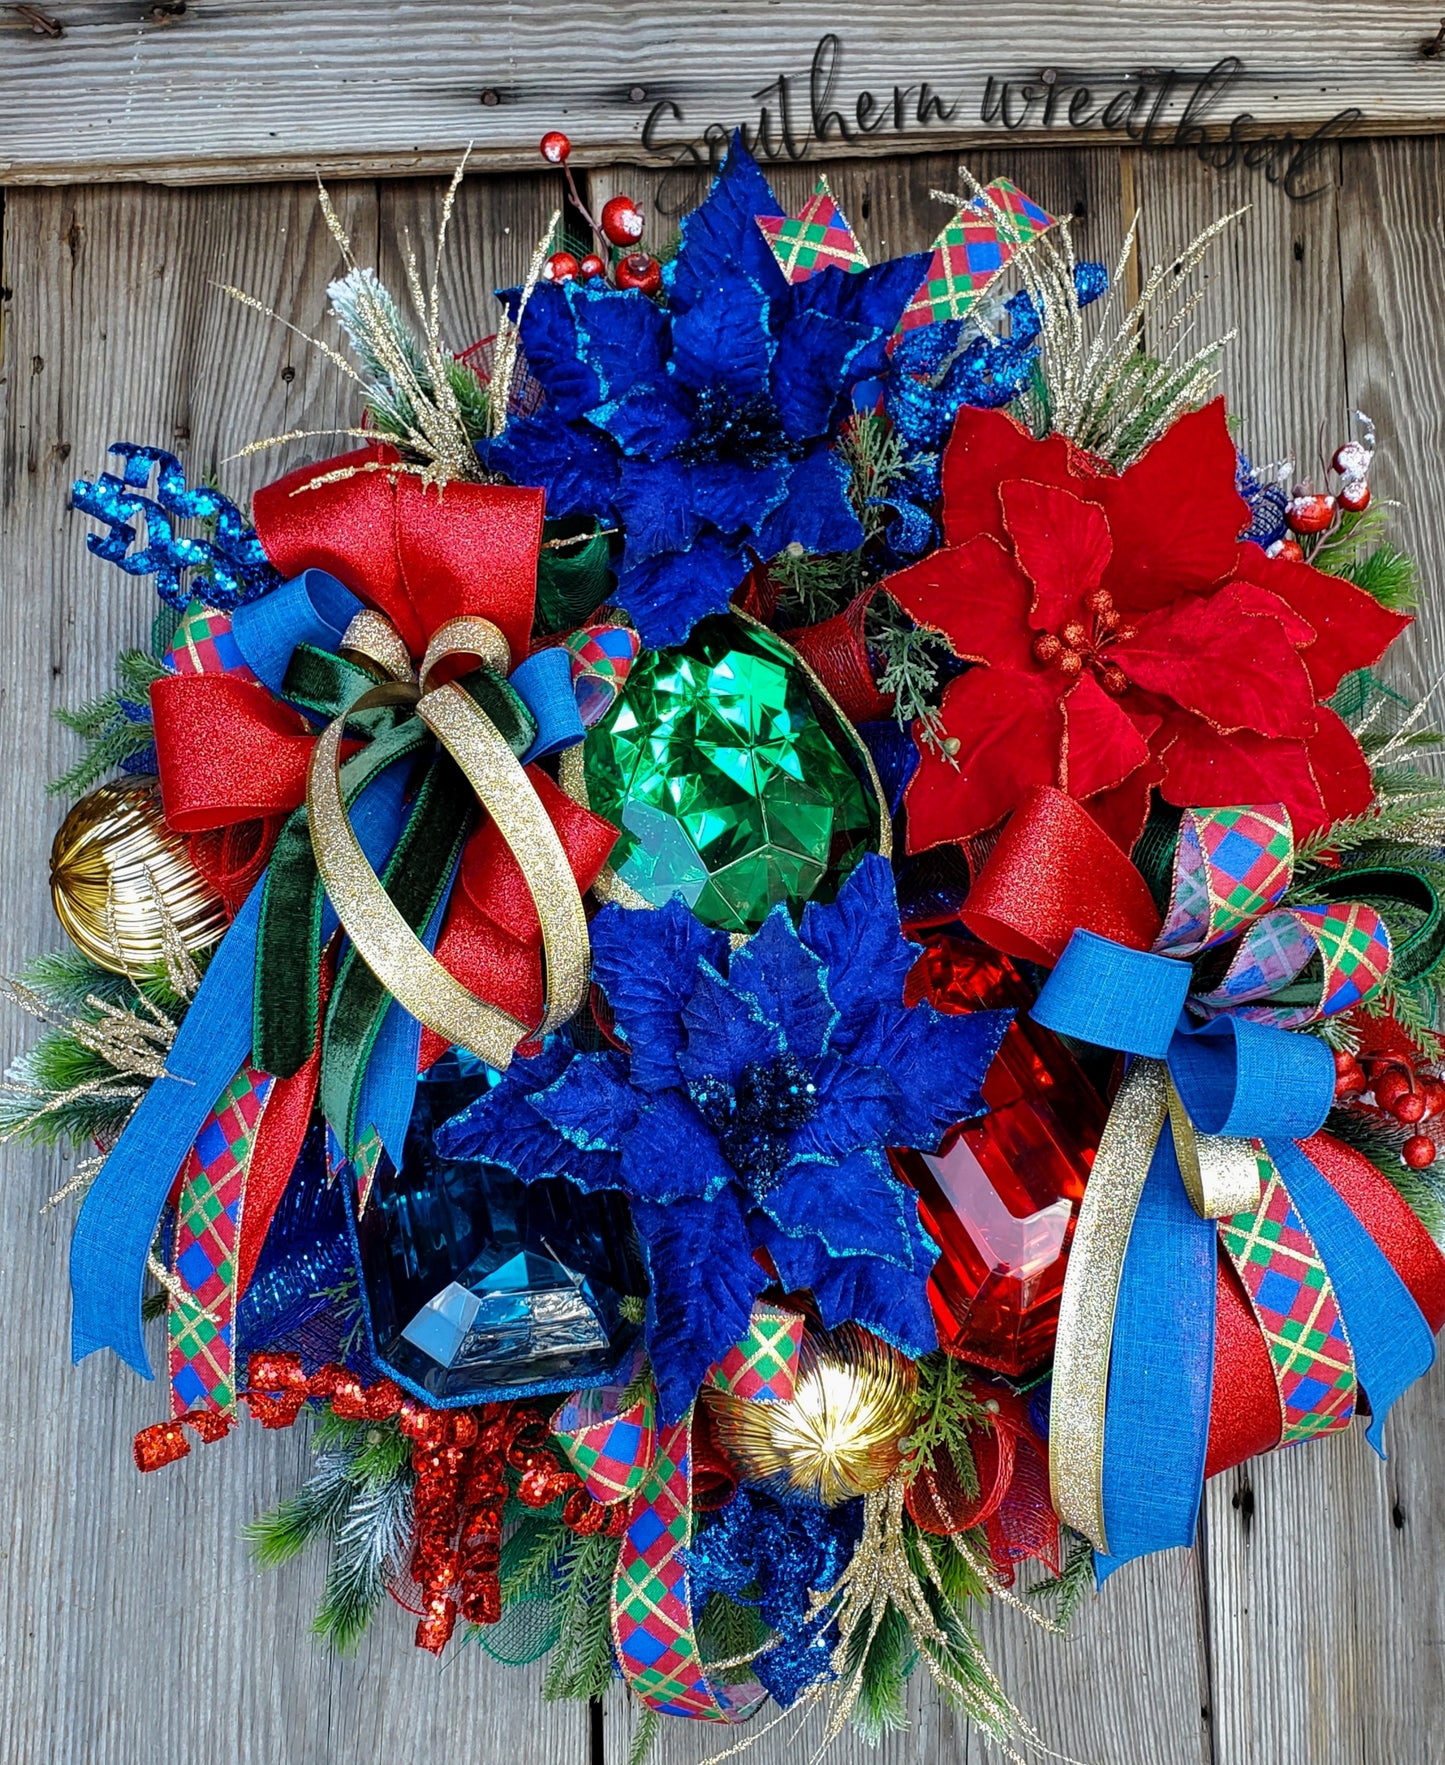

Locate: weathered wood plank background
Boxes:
[3,33,1445,1765]
[1,1,1445,184]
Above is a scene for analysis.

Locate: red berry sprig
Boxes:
[536,132,658,296]
[1335,1049,1442,1168]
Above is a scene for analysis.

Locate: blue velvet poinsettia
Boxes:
[485,139,928,647]
[435,855,1008,1422]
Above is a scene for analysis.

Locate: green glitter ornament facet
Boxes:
[583,614,880,932]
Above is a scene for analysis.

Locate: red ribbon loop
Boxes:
[251,446,544,667]
[960,785,1161,966]
[151,673,316,832]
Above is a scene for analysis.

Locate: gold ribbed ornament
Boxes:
[49,778,229,973]
[704,1324,920,1506]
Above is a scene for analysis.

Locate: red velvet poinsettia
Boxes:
[884,400,1408,852]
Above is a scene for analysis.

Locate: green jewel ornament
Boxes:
[578,612,886,932]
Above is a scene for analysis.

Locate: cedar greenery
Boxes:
[1024,1529,1097,1630]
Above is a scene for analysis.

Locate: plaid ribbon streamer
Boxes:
[552,1303,802,1721]
[755,178,869,283]
[1152,804,1391,1027]
[897,177,1055,333]
[1219,1155,1357,1443]
[167,1064,274,1414]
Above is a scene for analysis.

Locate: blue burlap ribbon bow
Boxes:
[1032,928,1436,1573]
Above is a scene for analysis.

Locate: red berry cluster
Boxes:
[1268,421,1375,563]
[538,132,662,296]
[1334,1048,1441,1168]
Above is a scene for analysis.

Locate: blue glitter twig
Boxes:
[71,443,281,612]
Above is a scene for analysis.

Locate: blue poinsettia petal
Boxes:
[484,409,620,522]
[688,459,789,540]
[617,527,748,647]
[504,281,601,421]
[590,898,728,1093]
[788,252,932,373]
[613,456,702,563]
[434,1046,624,1192]
[571,282,673,403]
[726,905,836,1063]
[669,275,776,400]
[771,309,875,444]
[799,854,919,1031]
[785,1052,901,1163]
[752,1206,940,1358]
[752,444,863,560]
[527,1052,639,1153]
[634,1188,769,1424]
[589,380,695,461]
[843,999,1011,1151]
[667,134,788,316]
[760,1146,917,1266]
[678,963,784,1087]
[619,1088,734,1203]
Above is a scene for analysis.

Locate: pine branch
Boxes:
[50,648,164,798]
[501,1507,577,1605]
[247,1451,357,1567]
[1023,1530,1096,1630]
[625,1702,662,1765]
[542,1530,624,1702]
[848,1597,916,1743]
[696,1591,770,1686]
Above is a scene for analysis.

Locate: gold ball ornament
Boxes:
[49,777,229,973]
[704,1323,920,1506]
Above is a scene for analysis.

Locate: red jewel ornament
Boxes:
[578,253,607,281]
[891,938,1108,1376]
[539,130,572,164]
[1405,1135,1439,1170]
[600,194,645,245]
[615,251,662,294]
[1285,491,1338,535]
[544,251,580,283]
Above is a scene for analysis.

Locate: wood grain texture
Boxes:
[0,177,585,1765]
[4,138,1445,1765]
[3,2,1445,186]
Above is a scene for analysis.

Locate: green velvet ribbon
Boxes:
[253,645,539,1095]
[534,518,614,635]
[1309,863,1445,986]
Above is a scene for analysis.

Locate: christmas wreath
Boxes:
[11,135,1445,1756]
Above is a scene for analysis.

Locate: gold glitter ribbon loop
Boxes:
[306,615,589,1070]
[1166,1075,1262,1221]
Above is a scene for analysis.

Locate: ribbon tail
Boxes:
[1095,1120,1217,1577]
[69,764,415,1377]
[1267,1136,1436,1455]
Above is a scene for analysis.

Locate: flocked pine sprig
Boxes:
[954,170,1241,468]
[223,154,559,490]
[247,1407,415,1654]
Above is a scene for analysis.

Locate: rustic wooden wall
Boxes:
[2,124,1444,1765]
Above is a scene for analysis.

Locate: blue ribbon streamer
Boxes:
[230,568,362,696]
[1033,925,1434,1573]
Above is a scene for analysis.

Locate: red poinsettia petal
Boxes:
[1156,713,1327,832]
[1084,759,1164,855]
[1116,585,1317,738]
[1060,672,1151,799]
[881,534,1040,671]
[940,406,1086,549]
[1306,704,1375,824]
[1234,542,1410,699]
[1095,400,1249,615]
[1000,479,1113,634]
[904,668,1064,849]
[1228,578,1318,647]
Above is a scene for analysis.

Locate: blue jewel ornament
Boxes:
[348,1046,646,1406]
